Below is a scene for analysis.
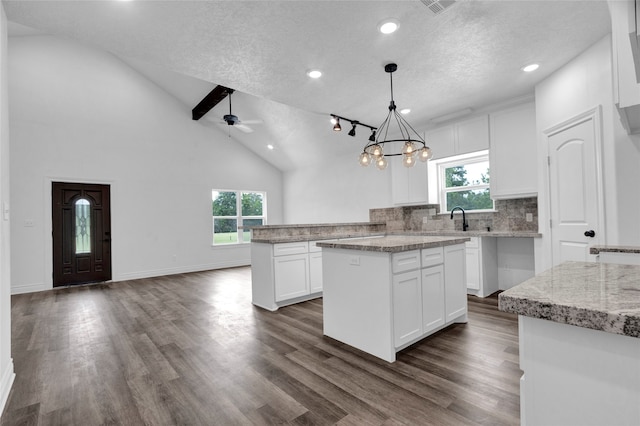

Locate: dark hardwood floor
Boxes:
[1,266,520,425]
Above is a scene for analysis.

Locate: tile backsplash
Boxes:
[369,197,538,233]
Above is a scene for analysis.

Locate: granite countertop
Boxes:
[499,261,640,338]
[590,245,640,255]
[316,235,470,253]
[406,230,542,238]
[250,222,384,230]
[251,233,384,244]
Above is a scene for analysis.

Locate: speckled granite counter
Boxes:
[499,261,640,338]
[250,222,386,243]
[590,245,640,255]
[316,235,470,253]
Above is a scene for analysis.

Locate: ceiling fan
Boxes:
[219,89,262,134]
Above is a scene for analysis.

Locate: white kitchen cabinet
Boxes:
[444,244,468,320]
[390,157,429,205]
[426,115,489,160]
[422,264,445,334]
[465,237,499,297]
[393,269,423,347]
[489,102,538,199]
[610,0,640,134]
[274,253,309,302]
[251,240,322,310]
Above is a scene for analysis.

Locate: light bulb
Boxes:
[402,141,416,155]
[370,144,383,157]
[418,146,432,162]
[376,156,388,170]
[403,154,416,168]
[359,152,371,167]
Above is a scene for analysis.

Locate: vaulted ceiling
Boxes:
[4,0,611,172]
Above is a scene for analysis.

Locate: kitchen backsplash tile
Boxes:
[369,197,538,233]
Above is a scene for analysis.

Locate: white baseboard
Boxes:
[11,282,48,295]
[0,358,15,415]
[113,259,251,282]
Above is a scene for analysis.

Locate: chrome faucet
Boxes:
[450,206,468,231]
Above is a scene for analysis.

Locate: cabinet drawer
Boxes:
[465,237,479,249]
[273,241,309,256]
[421,247,444,268]
[392,250,421,274]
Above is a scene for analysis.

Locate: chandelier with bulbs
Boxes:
[359,63,432,170]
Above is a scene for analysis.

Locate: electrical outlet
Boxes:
[526,213,533,222]
[24,219,35,227]
[349,256,360,266]
[422,217,429,224]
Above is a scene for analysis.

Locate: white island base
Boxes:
[519,315,640,426]
[321,241,468,363]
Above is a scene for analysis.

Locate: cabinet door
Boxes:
[456,115,489,154]
[444,244,467,321]
[274,254,309,302]
[391,160,428,205]
[426,126,455,159]
[465,246,481,290]
[393,269,423,347]
[309,251,323,293]
[489,103,537,199]
[422,264,445,334]
[390,160,410,205]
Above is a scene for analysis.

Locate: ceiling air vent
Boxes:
[420,0,456,15]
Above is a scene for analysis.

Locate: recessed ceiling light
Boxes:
[522,63,539,73]
[400,108,411,115]
[379,20,399,35]
[307,70,322,79]
[267,144,274,150]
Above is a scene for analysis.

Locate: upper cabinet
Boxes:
[390,159,429,205]
[426,115,489,160]
[609,0,640,134]
[489,102,537,200]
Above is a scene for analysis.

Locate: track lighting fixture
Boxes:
[369,130,376,142]
[359,63,432,170]
[333,118,341,131]
[348,122,358,137]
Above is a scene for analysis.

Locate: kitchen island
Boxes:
[499,261,640,425]
[317,235,469,363]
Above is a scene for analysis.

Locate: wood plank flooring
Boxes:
[1,266,520,425]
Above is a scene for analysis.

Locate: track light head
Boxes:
[348,122,357,137]
[369,130,376,142]
[333,118,341,131]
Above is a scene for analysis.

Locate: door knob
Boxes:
[584,230,596,238]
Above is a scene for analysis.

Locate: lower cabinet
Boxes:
[251,240,323,311]
[392,245,466,349]
[465,237,498,297]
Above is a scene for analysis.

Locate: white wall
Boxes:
[8,35,283,293]
[283,153,391,223]
[0,3,15,415]
[535,35,640,273]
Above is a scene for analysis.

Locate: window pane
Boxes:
[212,191,237,216]
[446,189,492,211]
[445,161,490,188]
[241,192,263,216]
[75,198,91,254]
[213,218,238,244]
[242,218,263,242]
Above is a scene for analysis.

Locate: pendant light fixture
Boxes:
[359,63,432,170]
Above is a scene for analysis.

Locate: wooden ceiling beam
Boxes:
[192,85,233,121]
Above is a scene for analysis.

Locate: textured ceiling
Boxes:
[4,0,612,171]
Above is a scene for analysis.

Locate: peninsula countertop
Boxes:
[498,261,640,338]
[316,235,470,253]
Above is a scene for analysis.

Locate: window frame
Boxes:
[212,190,267,246]
[435,150,494,213]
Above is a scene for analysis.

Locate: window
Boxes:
[75,198,91,254]
[212,190,266,245]
[437,151,493,212]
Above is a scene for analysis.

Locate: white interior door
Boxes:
[547,109,603,266]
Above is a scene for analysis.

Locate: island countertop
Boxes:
[498,261,640,338]
[316,235,470,253]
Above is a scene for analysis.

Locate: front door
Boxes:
[547,108,603,265]
[52,182,112,286]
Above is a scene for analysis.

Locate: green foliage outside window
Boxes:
[444,164,493,211]
[212,190,265,244]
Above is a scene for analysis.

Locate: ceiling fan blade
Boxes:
[238,119,263,125]
[234,124,254,133]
